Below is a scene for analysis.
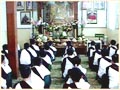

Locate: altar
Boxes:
[53,42,87,56]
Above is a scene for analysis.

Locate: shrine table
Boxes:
[55,45,87,57]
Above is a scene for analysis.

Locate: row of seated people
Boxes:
[1,39,57,89]
[87,40,119,89]
[61,41,90,89]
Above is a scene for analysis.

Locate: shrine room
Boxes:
[1,1,119,89]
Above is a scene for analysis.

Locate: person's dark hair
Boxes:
[95,44,100,50]
[44,43,50,50]
[110,40,116,45]
[30,39,35,44]
[67,48,73,55]
[91,41,95,45]
[24,43,29,49]
[112,54,118,63]
[1,55,4,63]
[20,66,31,78]
[68,67,83,82]
[33,57,42,66]
[39,49,46,57]
[48,41,53,46]
[73,56,81,66]
[101,48,108,57]
[2,44,8,50]
[66,41,72,46]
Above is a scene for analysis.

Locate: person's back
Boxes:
[32,57,51,88]
[1,55,12,88]
[39,49,52,71]
[20,43,31,67]
[44,43,55,62]
[107,54,119,89]
[30,39,40,55]
[108,40,117,57]
[14,66,44,89]
[97,49,112,79]
[92,44,102,71]
[108,64,119,88]
[48,41,57,55]
[101,54,119,89]
[61,48,76,79]
[63,67,90,89]
[64,41,77,56]
[87,41,96,57]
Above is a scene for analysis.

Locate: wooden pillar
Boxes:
[73,2,78,38]
[37,2,43,18]
[74,2,78,21]
[6,2,19,78]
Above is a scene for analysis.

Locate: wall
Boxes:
[106,29,119,43]
[16,1,119,47]
[17,29,32,49]
[0,0,7,46]
[106,1,119,43]
[80,27,107,37]
[17,9,37,49]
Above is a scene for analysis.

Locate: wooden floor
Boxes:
[12,55,101,89]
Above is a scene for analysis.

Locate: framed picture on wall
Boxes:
[26,1,32,10]
[87,9,97,24]
[81,1,93,10]
[20,11,31,25]
[93,1,105,10]
[16,1,25,10]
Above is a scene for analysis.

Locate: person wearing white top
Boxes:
[101,54,119,89]
[28,47,37,57]
[39,49,52,71]
[87,41,96,69]
[1,55,12,88]
[20,49,31,65]
[14,66,44,89]
[20,43,37,67]
[97,49,112,82]
[32,57,51,88]
[64,41,77,56]
[107,40,117,57]
[61,48,76,80]
[63,67,90,89]
[47,41,57,56]
[44,43,55,62]
[92,44,102,71]
[30,39,40,56]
